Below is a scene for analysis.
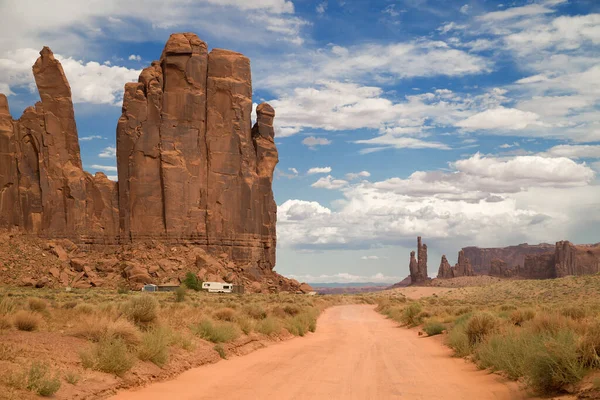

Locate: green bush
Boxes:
[138,327,172,367]
[525,330,586,393]
[423,320,446,336]
[476,328,534,379]
[8,362,61,397]
[256,316,282,336]
[401,303,423,327]
[80,338,136,377]
[193,319,240,343]
[182,272,202,291]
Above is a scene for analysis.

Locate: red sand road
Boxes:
[111,305,527,400]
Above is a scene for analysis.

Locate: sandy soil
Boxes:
[110,305,528,400]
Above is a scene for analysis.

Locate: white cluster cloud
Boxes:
[278,153,598,251]
[80,135,105,141]
[346,171,371,180]
[0,48,140,105]
[302,136,332,148]
[128,54,141,62]
[307,166,332,175]
[98,146,117,158]
[311,175,348,190]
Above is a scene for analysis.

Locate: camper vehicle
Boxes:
[202,282,233,293]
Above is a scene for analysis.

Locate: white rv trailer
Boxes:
[202,282,233,293]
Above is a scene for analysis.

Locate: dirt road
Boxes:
[111,305,527,400]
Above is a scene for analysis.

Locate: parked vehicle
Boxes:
[202,282,233,293]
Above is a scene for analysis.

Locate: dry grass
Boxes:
[13,310,41,331]
[375,274,600,395]
[27,297,47,312]
[80,338,136,377]
[137,327,172,367]
[73,315,141,346]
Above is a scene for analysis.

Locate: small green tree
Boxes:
[182,272,202,291]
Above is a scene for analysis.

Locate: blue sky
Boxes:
[1,0,599,283]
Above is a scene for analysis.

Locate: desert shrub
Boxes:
[14,310,40,331]
[214,344,226,359]
[526,313,571,335]
[283,305,300,316]
[256,316,282,336]
[0,295,16,314]
[193,319,240,343]
[524,330,586,394]
[578,322,600,368]
[28,297,47,312]
[117,285,129,295]
[73,316,140,346]
[423,320,446,336]
[8,362,61,397]
[500,304,517,312]
[138,327,172,367]
[80,338,135,377]
[453,306,472,316]
[561,306,587,320]
[269,306,287,319]
[64,372,80,385]
[401,303,423,327]
[510,309,536,326]
[235,315,255,335]
[124,295,158,327]
[0,315,12,330]
[465,313,497,346]
[447,314,473,357]
[174,286,186,303]
[171,332,195,351]
[213,307,237,322]
[182,272,202,291]
[476,328,534,379]
[243,304,267,320]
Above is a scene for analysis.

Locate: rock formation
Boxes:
[462,243,554,274]
[522,241,600,279]
[0,33,289,290]
[454,250,475,277]
[117,33,278,271]
[409,237,429,284]
[437,255,453,279]
[489,258,520,278]
[0,48,118,241]
[436,251,475,279]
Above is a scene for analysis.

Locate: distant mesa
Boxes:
[0,33,307,293]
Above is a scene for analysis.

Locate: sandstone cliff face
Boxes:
[522,241,600,279]
[462,243,554,274]
[489,258,520,278]
[0,33,282,286]
[409,237,428,284]
[117,33,278,272]
[0,48,118,241]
